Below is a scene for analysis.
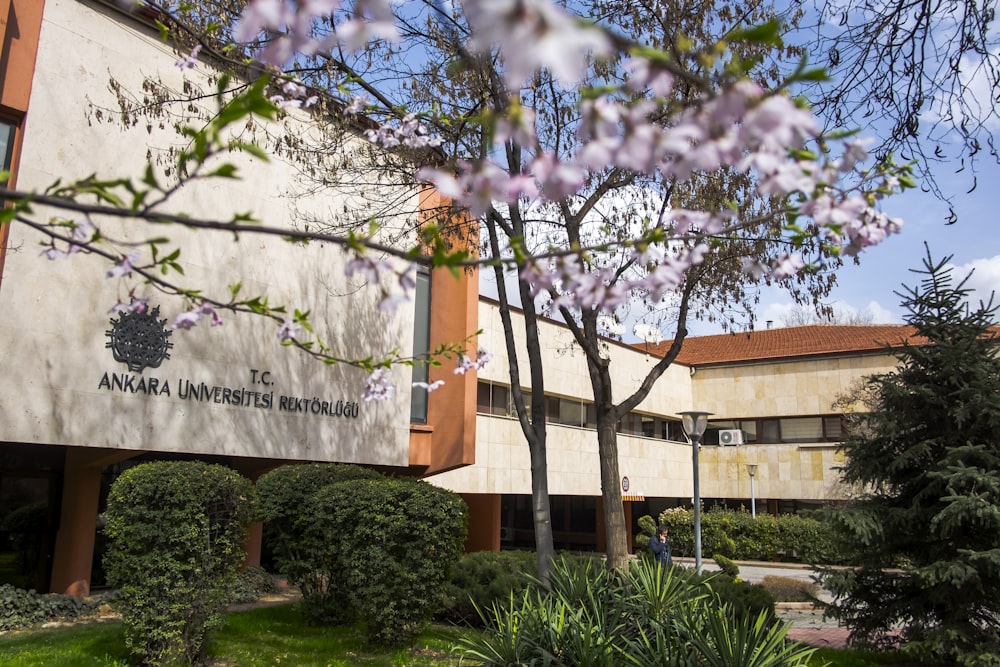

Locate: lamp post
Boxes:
[746,463,758,518]
[679,410,711,572]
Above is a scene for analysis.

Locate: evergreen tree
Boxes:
[821,247,1000,666]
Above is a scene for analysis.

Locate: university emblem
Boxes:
[106,306,173,372]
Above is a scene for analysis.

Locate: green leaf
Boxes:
[727,19,784,47]
[210,164,240,178]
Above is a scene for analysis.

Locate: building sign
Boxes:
[99,305,360,419]
[106,306,173,372]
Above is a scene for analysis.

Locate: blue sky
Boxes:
[738,159,1000,335]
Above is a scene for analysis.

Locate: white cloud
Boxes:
[948,255,1000,309]
[755,299,900,328]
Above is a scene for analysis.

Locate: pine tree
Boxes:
[821,247,1000,666]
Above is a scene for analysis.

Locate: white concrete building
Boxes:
[0,0,915,595]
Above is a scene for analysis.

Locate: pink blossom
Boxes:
[362,367,396,401]
[199,302,224,326]
[345,255,389,283]
[173,310,201,330]
[41,247,68,260]
[106,251,139,278]
[454,346,492,374]
[463,0,611,87]
[109,297,149,314]
[739,94,818,151]
[412,380,445,392]
[175,44,203,70]
[344,95,369,114]
[771,253,805,279]
[530,153,586,201]
[277,319,302,341]
[624,57,674,97]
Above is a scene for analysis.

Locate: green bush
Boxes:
[255,463,383,625]
[633,514,657,559]
[230,566,280,604]
[658,507,841,564]
[308,476,467,645]
[0,584,104,631]
[759,575,820,603]
[704,574,776,620]
[712,553,740,578]
[437,549,537,625]
[104,461,254,666]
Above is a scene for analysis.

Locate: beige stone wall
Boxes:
[428,414,693,497]
[439,304,900,503]
[690,354,897,418]
[691,354,898,499]
[430,303,699,497]
[698,443,850,500]
[0,0,418,465]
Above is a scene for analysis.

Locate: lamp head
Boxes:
[678,410,712,438]
[746,463,758,477]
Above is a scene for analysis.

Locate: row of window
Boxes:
[476,382,845,444]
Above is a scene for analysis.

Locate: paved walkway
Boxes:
[674,557,852,649]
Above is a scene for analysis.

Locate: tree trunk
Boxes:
[596,417,629,570]
[586,353,629,571]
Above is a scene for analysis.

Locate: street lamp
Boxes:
[746,463,758,518]
[679,410,711,572]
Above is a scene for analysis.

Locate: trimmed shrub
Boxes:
[104,461,254,666]
[0,584,104,631]
[255,462,383,625]
[713,553,740,578]
[437,549,537,625]
[308,477,467,645]
[759,575,820,603]
[658,506,840,564]
[633,514,657,559]
[706,575,776,620]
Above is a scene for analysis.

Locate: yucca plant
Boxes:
[451,591,536,666]
[678,603,817,667]
[624,561,710,626]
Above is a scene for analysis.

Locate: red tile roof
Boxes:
[638,324,927,366]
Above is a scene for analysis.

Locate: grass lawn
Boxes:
[0,601,921,667]
[0,604,466,666]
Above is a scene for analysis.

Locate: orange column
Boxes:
[50,448,138,596]
[595,496,607,554]
[623,502,634,554]
[232,459,282,570]
[461,493,500,552]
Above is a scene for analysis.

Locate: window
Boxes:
[779,417,824,443]
[0,118,15,181]
[712,415,846,444]
[409,269,431,423]
[557,398,585,427]
[477,383,512,416]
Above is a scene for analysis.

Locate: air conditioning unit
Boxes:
[719,429,744,446]
[499,527,512,541]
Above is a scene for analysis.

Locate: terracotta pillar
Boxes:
[50,448,137,596]
[595,496,606,554]
[232,459,281,570]
[623,502,634,554]
[460,493,500,552]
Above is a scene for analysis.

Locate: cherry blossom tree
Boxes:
[0,0,911,579]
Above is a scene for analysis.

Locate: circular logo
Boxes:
[106,306,173,373]
[621,476,630,493]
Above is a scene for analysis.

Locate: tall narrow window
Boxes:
[0,119,16,184]
[409,269,431,423]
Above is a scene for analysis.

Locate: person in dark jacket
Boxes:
[649,525,672,566]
